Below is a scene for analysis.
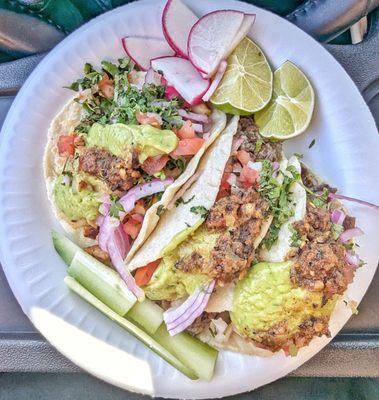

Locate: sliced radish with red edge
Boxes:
[202,60,228,101]
[227,13,255,55]
[122,36,175,71]
[162,0,198,57]
[188,10,245,76]
[151,56,210,105]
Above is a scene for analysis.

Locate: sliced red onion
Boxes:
[339,227,364,243]
[226,173,237,186]
[331,209,346,225]
[163,280,215,336]
[202,60,228,102]
[233,163,242,173]
[61,175,71,186]
[203,132,211,141]
[329,193,379,211]
[232,136,245,152]
[272,161,280,171]
[345,251,360,267]
[144,68,163,86]
[178,109,209,123]
[247,161,262,172]
[98,215,120,252]
[113,223,131,258]
[119,178,174,215]
[192,123,203,133]
[107,237,145,300]
[151,100,171,108]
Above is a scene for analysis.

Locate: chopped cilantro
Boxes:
[109,198,124,218]
[254,139,263,154]
[175,195,195,207]
[331,223,344,240]
[259,161,301,249]
[190,206,209,218]
[156,204,166,216]
[67,57,183,133]
[308,139,316,149]
[289,224,302,247]
[294,152,303,159]
[166,157,187,172]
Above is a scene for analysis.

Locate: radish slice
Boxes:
[151,56,210,105]
[122,36,174,71]
[162,0,198,57]
[202,60,227,102]
[227,14,255,55]
[188,10,245,76]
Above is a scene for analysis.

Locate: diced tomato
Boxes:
[134,259,161,286]
[216,171,231,200]
[98,73,114,99]
[130,213,144,223]
[123,218,142,240]
[171,138,205,157]
[142,155,169,175]
[236,150,250,165]
[176,120,196,139]
[136,111,162,128]
[57,134,76,156]
[239,164,259,187]
[133,201,146,216]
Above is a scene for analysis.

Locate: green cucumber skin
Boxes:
[53,231,162,335]
[64,277,198,380]
[68,251,136,316]
[52,230,80,265]
[127,299,163,335]
[152,324,218,381]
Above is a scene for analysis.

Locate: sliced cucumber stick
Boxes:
[153,324,218,381]
[69,251,136,316]
[64,277,198,380]
[127,299,163,335]
[52,230,81,265]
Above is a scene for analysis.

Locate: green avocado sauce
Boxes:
[231,261,336,341]
[86,123,178,163]
[53,174,101,222]
[144,224,219,301]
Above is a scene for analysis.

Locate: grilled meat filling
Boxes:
[78,147,140,193]
[236,117,282,163]
[176,188,270,284]
[291,205,356,299]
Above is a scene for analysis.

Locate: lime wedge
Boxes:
[211,37,273,115]
[255,61,315,139]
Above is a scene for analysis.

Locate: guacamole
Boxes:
[231,261,336,342]
[53,175,101,221]
[86,123,178,163]
[144,225,219,301]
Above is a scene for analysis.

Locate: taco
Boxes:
[44,58,227,297]
[129,117,361,356]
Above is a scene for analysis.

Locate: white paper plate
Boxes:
[0,0,378,398]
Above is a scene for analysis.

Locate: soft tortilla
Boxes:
[126,116,239,271]
[43,97,227,252]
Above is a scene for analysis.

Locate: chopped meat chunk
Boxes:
[78,147,140,194]
[343,215,356,230]
[293,205,332,243]
[291,242,355,298]
[301,165,336,194]
[84,245,110,266]
[254,317,330,353]
[236,117,282,163]
[83,224,99,239]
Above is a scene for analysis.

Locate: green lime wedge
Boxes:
[211,37,273,115]
[255,61,315,139]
